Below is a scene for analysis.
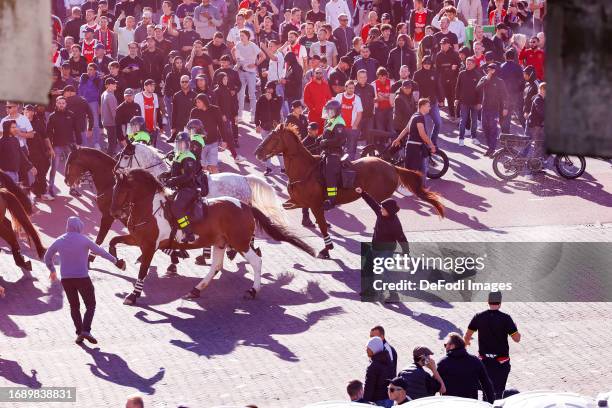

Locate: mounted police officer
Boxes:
[163,132,199,243]
[185,118,206,162]
[126,116,152,145]
[320,100,347,211]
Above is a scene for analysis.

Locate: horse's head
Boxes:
[254,124,302,161]
[64,146,85,188]
[110,169,162,219]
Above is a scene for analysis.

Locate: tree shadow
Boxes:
[80,344,165,395]
[0,272,63,338]
[0,358,42,388]
[132,266,343,362]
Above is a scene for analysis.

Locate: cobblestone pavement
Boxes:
[1,120,611,408]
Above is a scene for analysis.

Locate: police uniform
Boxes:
[467,306,518,399]
[320,114,347,208]
[128,130,151,145]
[166,149,199,242]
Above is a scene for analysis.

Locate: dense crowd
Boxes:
[0,0,547,200]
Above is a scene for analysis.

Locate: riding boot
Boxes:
[181,224,196,243]
[323,197,336,211]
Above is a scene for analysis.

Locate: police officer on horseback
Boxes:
[185,118,206,162]
[163,132,199,243]
[320,100,347,211]
[127,116,152,145]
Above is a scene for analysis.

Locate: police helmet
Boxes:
[175,131,191,154]
[185,118,204,136]
[323,100,342,120]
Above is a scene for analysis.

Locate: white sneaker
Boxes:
[458,139,465,146]
[234,154,246,163]
[41,193,55,201]
[472,138,480,146]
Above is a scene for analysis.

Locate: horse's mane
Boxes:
[0,170,32,215]
[277,123,317,159]
[67,147,116,168]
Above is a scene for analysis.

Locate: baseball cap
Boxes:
[381,13,391,19]
[308,122,319,130]
[154,25,164,31]
[123,88,135,96]
[486,62,499,70]
[195,74,207,81]
[291,100,304,109]
[401,80,415,88]
[95,43,106,50]
[61,61,70,68]
[104,77,117,86]
[413,346,434,359]
[63,85,76,93]
[388,377,409,391]
[439,37,451,45]
[144,79,156,86]
[488,291,502,303]
[422,55,433,65]
[484,51,495,61]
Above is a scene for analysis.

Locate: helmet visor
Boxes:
[175,139,190,153]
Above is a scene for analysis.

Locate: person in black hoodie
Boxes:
[256,84,284,175]
[522,65,539,120]
[476,63,508,156]
[115,88,142,144]
[435,37,462,120]
[281,51,304,108]
[363,336,395,405]
[413,56,444,145]
[387,34,417,81]
[212,73,244,163]
[0,121,35,184]
[523,82,545,177]
[437,332,496,403]
[366,28,389,69]
[47,97,80,197]
[455,57,483,145]
[164,56,190,141]
[24,106,54,201]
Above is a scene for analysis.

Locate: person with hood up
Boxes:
[213,73,245,163]
[522,65,540,120]
[44,216,123,345]
[363,335,395,405]
[387,34,417,81]
[281,51,304,112]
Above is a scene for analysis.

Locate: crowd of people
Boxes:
[0,0,547,204]
[348,292,521,406]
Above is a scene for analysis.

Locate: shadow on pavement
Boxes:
[0,358,42,388]
[80,344,165,395]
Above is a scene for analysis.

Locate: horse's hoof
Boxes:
[254,247,262,257]
[123,293,138,305]
[165,264,178,277]
[227,249,237,261]
[243,288,257,299]
[116,259,126,271]
[317,249,330,259]
[182,288,201,300]
[195,255,208,266]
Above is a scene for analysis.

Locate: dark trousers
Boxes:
[61,277,96,335]
[323,154,341,198]
[18,146,31,187]
[482,108,500,151]
[442,79,457,117]
[374,109,393,132]
[30,154,51,196]
[500,94,524,133]
[482,358,511,400]
[172,188,198,223]
[104,125,118,155]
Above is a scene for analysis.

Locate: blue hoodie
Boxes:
[44,216,116,279]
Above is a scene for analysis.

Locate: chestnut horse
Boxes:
[254,124,445,258]
[109,169,315,305]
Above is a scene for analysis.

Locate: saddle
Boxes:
[318,154,357,190]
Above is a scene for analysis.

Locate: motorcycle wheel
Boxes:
[492,149,520,180]
[555,155,586,179]
[427,149,450,179]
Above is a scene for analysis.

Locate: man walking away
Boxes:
[464,291,521,399]
[370,325,398,375]
[44,216,122,344]
[398,346,445,400]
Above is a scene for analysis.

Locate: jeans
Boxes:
[345,128,361,160]
[276,83,289,119]
[48,145,72,194]
[238,70,257,117]
[104,125,118,155]
[164,95,173,137]
[374,109,393,132]
[459,104,479,139]
[61,277,96,335]
[87,101,101,146]
[428,103,442,145]
[359,116,374,144]
[481,108,500,151]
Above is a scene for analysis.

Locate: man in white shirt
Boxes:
[456,0,483,25]
[310,27,339,67]
[325,0,352,31]
[114,12,136,58]
[333,80,362,159]
[232,30,266,122]
[79,8,99,40]
[226,14,255,48]
[0,103,34,148]
[261,39,288,118]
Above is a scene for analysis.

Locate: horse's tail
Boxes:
[245,174,288,226]
[0,190,46,259]
[395,166,445,217]
[250,206,316,257]
[0,170,32,215]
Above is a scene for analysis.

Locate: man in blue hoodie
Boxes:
[44,216,122,344]
[78,63,103,148]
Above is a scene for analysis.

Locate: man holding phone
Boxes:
[397,346,446,400]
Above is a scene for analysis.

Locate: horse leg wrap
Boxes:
[323,234,334,249]
[132,279,145,297]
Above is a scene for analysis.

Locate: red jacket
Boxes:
[519,47,545,80]
[304,79,332,130]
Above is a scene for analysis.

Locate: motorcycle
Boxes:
[492,133,586,180]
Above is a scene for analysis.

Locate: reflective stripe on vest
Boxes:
[325,115,346,131]
[175,151,196,163]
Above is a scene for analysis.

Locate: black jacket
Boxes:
[435,50,462,82]
[47,109,80,147]
[455,68,482,106]
[332,26,355,58]
[115,101,142,141]
[28,113,50,159]
[437,348,495,403]
[527,94,544,128]
[393,91,417,131]
[141,49,165,84]
[285,114,309,138]
[189,106,224,144]
[523,68,539,116]
[476,75,508,111]
[254,95,282,131]
[369,40,389,68]
[0,136,32,173]
[164,68,190,97]
[361,191,408,246]
[351,57,379,83]
[63,17,84,42]
[387,46,417,81]
[213,68,242,94]
[398,363,441,400]
[413,68,444,103]
[364,351,395,403]
[212,85,238,119]
[172,89,197,130]
[119,55,144,90]
[355,82,376,118]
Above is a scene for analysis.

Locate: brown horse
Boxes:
[254,124,445,258]
[0,188,45,270]
[109,169,315,305]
